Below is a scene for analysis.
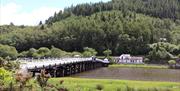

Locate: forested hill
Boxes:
[45,0,180,24]
[0,0,180,56]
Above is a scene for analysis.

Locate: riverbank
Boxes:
[109,64,168,69]
[48,77,180,91]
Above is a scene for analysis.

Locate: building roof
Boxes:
[119,54,130,58]
[121,54,130,56]
[131,57,143,60]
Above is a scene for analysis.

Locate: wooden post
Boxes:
[79,63,82,72]
[32,71,36,77]
[69,65,72,75]
[53,67,57,77]
[62,68,65,77]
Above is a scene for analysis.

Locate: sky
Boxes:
[0,0,110,26]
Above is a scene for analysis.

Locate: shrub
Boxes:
[59,80,64,84]
[96,84,104,91]
[26,48,37,57]
[0,57,5,67]
[144,58,150,63]
[168,60,176,65]
[37,47,51,57]
[15,69,32,91]
[83,47,97,57]
[36,69,51,89]
[103,49,112,57]
[0,68,14,84]
[0,44,18,60]
[168,60,176,68]
[50,46,67,57]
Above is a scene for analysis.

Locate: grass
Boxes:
[48,77,180,91]
[109,64,168,69]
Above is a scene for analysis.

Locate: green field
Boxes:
[48,77,180,91]
[109,64,168,69]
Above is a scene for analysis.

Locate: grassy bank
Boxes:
[48,77,180,91]
[109,64,168,69]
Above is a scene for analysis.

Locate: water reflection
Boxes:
[72,67,180,82]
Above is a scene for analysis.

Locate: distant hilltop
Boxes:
[0,0,179,64]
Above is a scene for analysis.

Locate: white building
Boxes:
[118,54,143,64]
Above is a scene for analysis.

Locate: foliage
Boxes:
[103,49,112,57]
[27,48,37,57]
[168,60,176,68]
[168,60,176,65]
[37,47,51,57]
[36,69,51,89]
[0,44,18,60]
[0,57,5,67]
[71,51,82,57]
[0,57,20,70]
[0,10,179,56]
[19,46,79,58]
[3,61,20,71]
[0,0,179,64]
[45,0,180,23]
[83,47,97,57]
[96,84,104,91]
[0,11,180,55]
[50,46,64,57]
[15,69,32,91]
[147,42,179,64]
[144,58,150,63]
[0,68,14,87]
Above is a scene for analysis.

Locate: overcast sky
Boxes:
[0,0,110,26]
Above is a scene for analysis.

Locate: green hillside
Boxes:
[0,0,179,61]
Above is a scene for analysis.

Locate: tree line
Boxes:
[0,0,179,64]
[45,0,180,24]
[0,11,179,55]
[0,44,101,60]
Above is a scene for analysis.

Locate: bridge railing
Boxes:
[19,57,92,69]
[18,57,109,69]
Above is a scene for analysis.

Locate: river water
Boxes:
[72,67,180,82]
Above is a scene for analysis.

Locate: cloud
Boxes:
[0,2,60,26]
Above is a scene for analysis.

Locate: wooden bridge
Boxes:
[18,57,109,77]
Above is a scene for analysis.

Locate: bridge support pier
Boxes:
[28,59,109,78]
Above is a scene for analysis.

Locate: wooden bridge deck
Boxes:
[18,57,109,77]
[19,58,93,69]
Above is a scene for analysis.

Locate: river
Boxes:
[72,67,180,82]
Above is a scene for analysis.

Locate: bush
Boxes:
[71,52,82,57]
[0,57,5,67]
[148,42,179,64]
[26,48,37,57]
[96,84,104,91]
[178,54,180,58]
[37,47,51,57]
[83,47,97,57]
[103,49,112,57]
[168,60,176,65]
[18,51,28,58]
[0,68,14,87]
[108,57,116,64]
[0,44,18,60]
[168,60,176,68]
[144,58,150,63]
[50,46,67,57]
